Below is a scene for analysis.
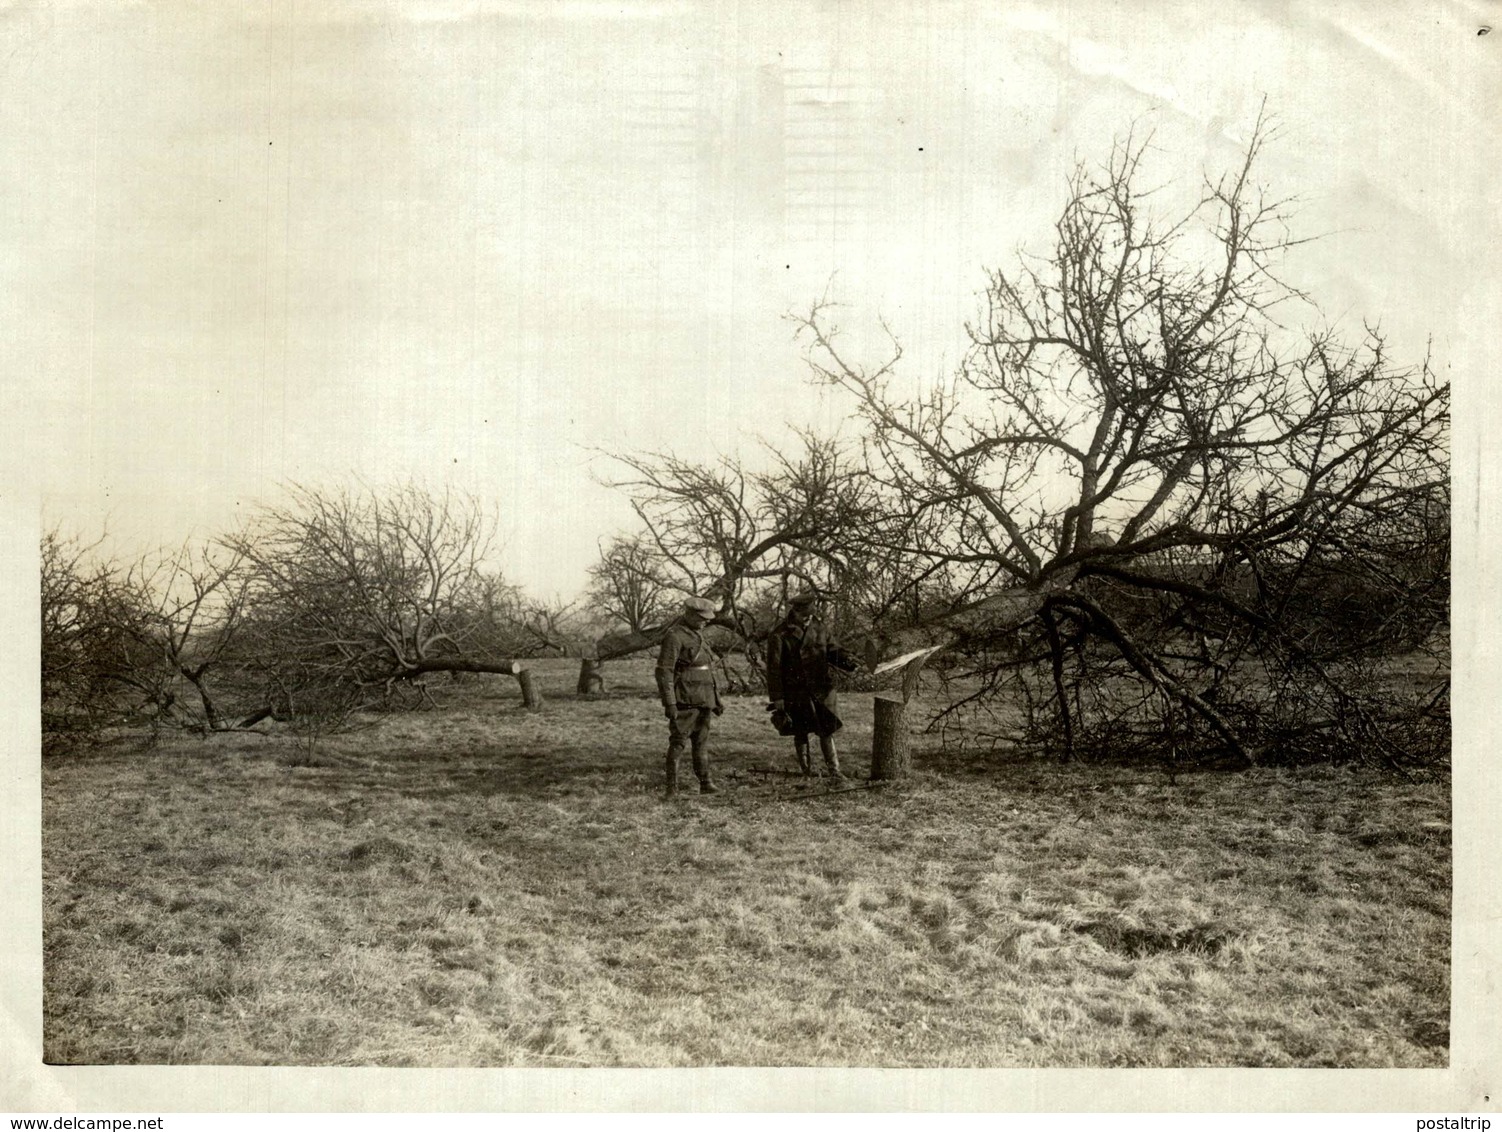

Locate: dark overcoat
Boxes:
[765,615,857,737]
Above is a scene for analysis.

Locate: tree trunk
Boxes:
[182,670,223,731]
[1060,592,1255,767]
[1043,609,1074,763]
[517,669,543,710]
[409,657,522,677]
[576,658,605,695]
[595,624,673,662]
[870,694,911,780]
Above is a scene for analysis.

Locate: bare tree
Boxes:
[587,536,674,636]
[132,542,250,730]
[42,528,131,739]
[595,431,875,663]
[43,486,559,736]
[221,483,529,722]
[793,116,1449,770]
[452,572,585,660]
[40,531,251,740]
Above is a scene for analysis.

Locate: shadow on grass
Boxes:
[1073,919,1231,959]
[278,752,643,801]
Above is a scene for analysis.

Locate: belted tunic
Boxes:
[655,622,722,712]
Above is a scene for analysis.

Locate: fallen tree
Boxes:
[790,117,1448,770]
[217,483,543,726]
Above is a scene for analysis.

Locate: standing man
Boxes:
[766,590,859,779]
[655,596,724,797]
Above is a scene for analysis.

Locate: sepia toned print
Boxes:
[6,0,1496,1113]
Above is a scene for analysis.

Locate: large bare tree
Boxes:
[40,531,250,739]
[793,120,1449,769]
[220,483,532,722]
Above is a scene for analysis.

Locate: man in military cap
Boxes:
[654,595,724,797]
[766,589,859,778]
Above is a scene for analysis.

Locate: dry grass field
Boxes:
[42,658,1450,1067]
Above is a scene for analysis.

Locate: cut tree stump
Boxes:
[517,669,543,710]
[866,646,938,781]
[870,694,911,781]
[576,658,605,695]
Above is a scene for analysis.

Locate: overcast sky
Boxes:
[5,0,1499,599]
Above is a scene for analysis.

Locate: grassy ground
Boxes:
[42,659,1450,1067]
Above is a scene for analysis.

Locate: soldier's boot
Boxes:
[691,746,718,794]
[664,753,680,799]
[795,738,814,777]
[819,735,844,780]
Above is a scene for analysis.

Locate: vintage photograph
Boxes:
[7,0,1493,1099]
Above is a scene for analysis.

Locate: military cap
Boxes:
[787,589,820,607]
[682,596,717,616]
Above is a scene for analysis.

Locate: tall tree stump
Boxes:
[870,693,911,780]
[866,648,935,780]
[517,669,543,710]
[576,658,605,695]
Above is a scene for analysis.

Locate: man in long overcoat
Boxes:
[765,590,859,778]
[654,595,724,797]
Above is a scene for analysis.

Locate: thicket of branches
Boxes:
[786,120,1449,768]
[41,531,251,739]
[43,120,1449,771]
[589,431,878,686]
[41,484,564,746]
[599,119,1449,769]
